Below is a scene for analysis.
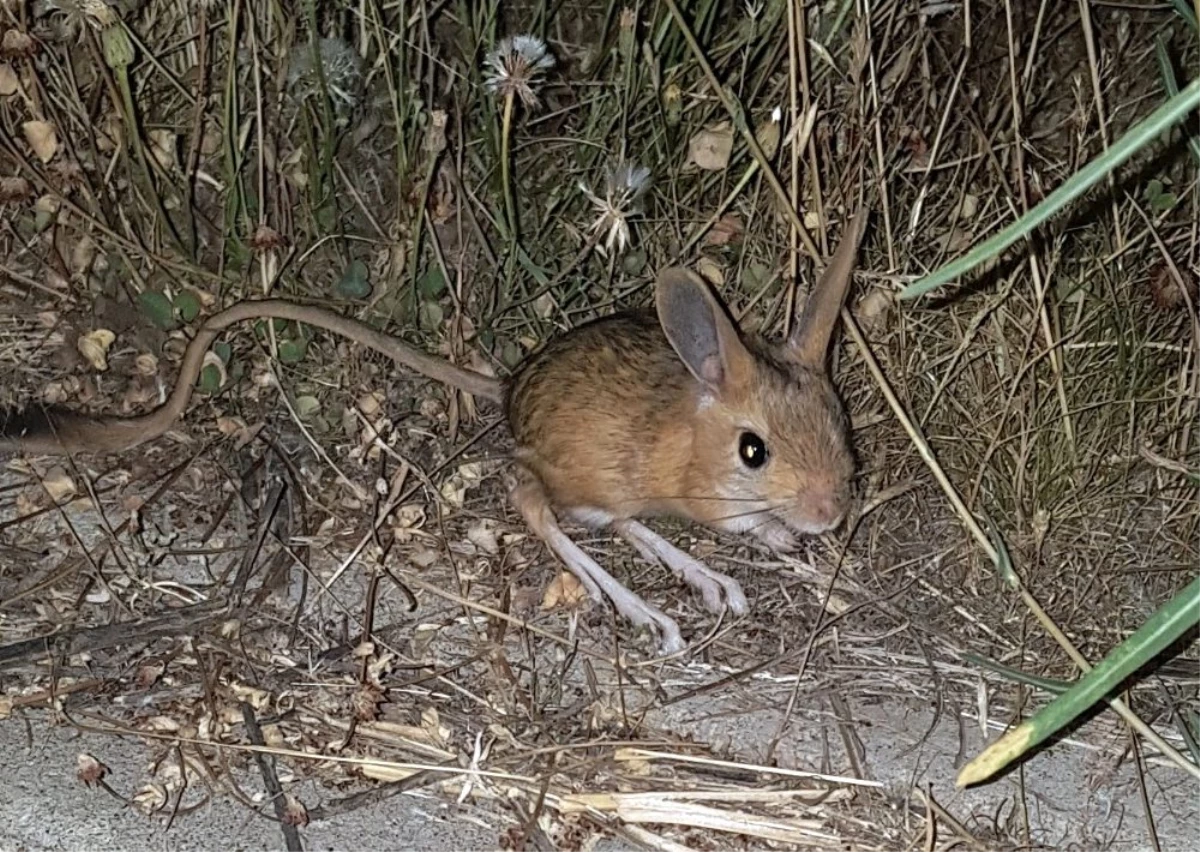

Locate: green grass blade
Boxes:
[1155,39,1200,164]
[958,574,1200,786]
[1168,0,1198,31]
[900,76,1200,301]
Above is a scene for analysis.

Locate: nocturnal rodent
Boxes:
[1,206,869,653]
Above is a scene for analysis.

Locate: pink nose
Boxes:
[807,494,847,531]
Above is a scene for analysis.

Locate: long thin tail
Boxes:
[0,300,504,456]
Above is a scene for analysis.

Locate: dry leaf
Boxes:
[135,662,165,689]
[957,193,979,220]
[262,724,284,748]
[281,146,307,188]
[0,175,31,202]
[133,784,169,814]
[533,293,555,319]
[0,63,18,97]
[902,125,929,169]
[41,466,77,502]
[357,390,384,417]
[34,193,59,216]
[23,119,58,163]
[393,504,427,541]
[215,415,247,437]
[755,111,781,159]
[281,794,309,827]
[439,462,485,510]
[467,519,499,555]
[359,762,421,783]
[200,124,222,156]
[76,753,107,786]
[70,235,97,276]
[77,328,116,371]
[15,492,37,516]
[148,129,178,172]
[695,257,725,287]
[421,706,450,743]
[351,684,385,722]
[855,288,894,334]
[1148,262,1197,311]
[705,213,744,247]
[134,353,158,376]
[542,571,588,610]
[146,715,181,733]
[1,29,35,57]
[188,287,216,307]
[687,122,734,171]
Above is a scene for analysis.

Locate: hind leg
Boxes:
[613,520,749,616]
[509,478,686,654]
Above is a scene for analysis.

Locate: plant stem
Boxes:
[500,90,517,247]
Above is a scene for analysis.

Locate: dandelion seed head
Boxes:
[483,34,555,108]
[580,161,652,256]
[286,37,365,121]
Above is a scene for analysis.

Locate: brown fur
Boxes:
[505,309,855,536]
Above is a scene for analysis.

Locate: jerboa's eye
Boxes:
[738,431,767,469]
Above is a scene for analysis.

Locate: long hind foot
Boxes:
[614,520,749,616]
[509,481,686,654]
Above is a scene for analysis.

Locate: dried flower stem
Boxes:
[500,89,518,247]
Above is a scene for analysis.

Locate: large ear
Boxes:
[788,206,869,368]
[655,267,755,394]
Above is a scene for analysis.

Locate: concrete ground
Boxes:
[2,687,1194,851]
[0,721,497,851]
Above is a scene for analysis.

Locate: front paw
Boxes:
[753,520,797,553]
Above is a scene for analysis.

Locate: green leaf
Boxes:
[743,263,772,293]
[33,207,55,232]
[417,265,447,299]
[276,336,309,363]
[1144,179,1178,212]
[418,300,443,331]
[224,235,251,273]
[500,340,524,369]
[336,259,372,299]
[1150,191,1177,212]
[293,395,321,418]
[138,290,178,330]
[621,248,648,276]
[212,341,232,364]
[314,197,337,232]
[197,363,223,394]
[174,289,202,323]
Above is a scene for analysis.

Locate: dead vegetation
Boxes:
[0,0,1197,849]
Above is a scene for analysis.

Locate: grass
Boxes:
[0,0,1197,849]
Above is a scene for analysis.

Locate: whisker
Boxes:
[610,492,789,505]
[604,491,794,530]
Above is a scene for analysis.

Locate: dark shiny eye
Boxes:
[738,431,768,469]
